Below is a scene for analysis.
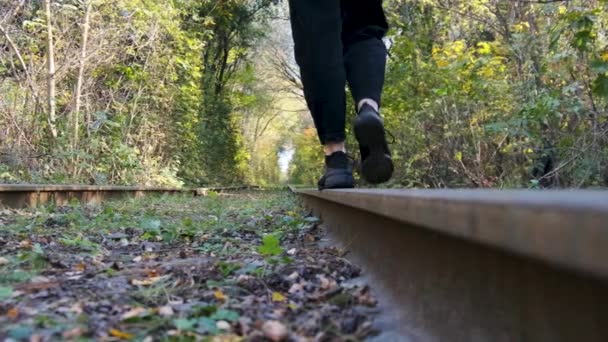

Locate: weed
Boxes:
[257,234,283,256]
[59,235,100,252]
[216,262,240,277]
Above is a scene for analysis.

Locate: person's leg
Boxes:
[342,0,388,110]
[288,0,354,189]
[341,0,394,184]
[289,0,345,153]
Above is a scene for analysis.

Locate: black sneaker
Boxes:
[317,151,355,190]
[354,104,394,184]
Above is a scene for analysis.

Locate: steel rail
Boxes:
[293,187,608,341]
[0,184,254,208]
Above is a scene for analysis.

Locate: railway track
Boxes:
[0,184,253,208]
[293,187,608,341]
[2,184,607,340]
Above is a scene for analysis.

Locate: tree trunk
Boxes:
[44,0,58,139]
[72,0,92,149]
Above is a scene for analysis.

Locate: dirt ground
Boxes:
[0,191,380,341]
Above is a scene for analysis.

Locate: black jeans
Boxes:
[289,0,388,145]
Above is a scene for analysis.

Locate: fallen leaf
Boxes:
[214,290,227,301]
[15,280,58,292]
[109,328,134,340]
[30,334,43,342]
[288,283,303,294]
[69,303,84,314]
[211,309,240,322]
[216,320,231,330]
[62,327,86,339]
[30,276,51,283]
[74,262,86,272]
[354,286,377,306]
[121,307,147,320]
[262,320,288,342]
[19,240,32,249]
[174,318,196,331]
[271,292,286,303]
[211,335,242,342]
[131,276,162,286]
[7,307,19,319]
[237,275,252,283]
[145,269,159,278]
[158,305,174,317]
[317,275,336,291]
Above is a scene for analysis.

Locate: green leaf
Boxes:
[33,243,44,255]
[590,60,608,74]
[593,74,608,99]
[197,317,219,335]
[182,217,194,228]
[0,286,13,300]
[304,217,320,223]
[141,218,162,233]
[257,234,283,256]
[191,304,217,317]
[173,318,196,331]
[210,309,240,322]
[8,325,33,340]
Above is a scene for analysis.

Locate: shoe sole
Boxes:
[354,111,394,184]
[320,172,355,190]
[320,176,355,190]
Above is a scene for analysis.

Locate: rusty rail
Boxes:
[0,184,254,208]
[293,187,608,341]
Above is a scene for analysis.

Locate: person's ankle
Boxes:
[324,151,349,169]
[357,98,379,113]
[324,141,346,156]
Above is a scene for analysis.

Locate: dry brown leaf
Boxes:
[211,334,243,342]
[69,303,84,314]
[6,307,19,320]
[145,268,160,278]
[354,286,377,307]
[109,328,134,340]
[62,327,86,339]
[74,262,86,272]
[131,276,162,286]
[29,334,43,342]
[19,240,32,249]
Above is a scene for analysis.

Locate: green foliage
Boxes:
[0,286,13,300]
[287,0,608,188]
[0,0,280,187]
[59,235,100,252]
[257,233,283,256]
[289,127,324,185]
[216,262,241,277]
[381,0,607,188]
